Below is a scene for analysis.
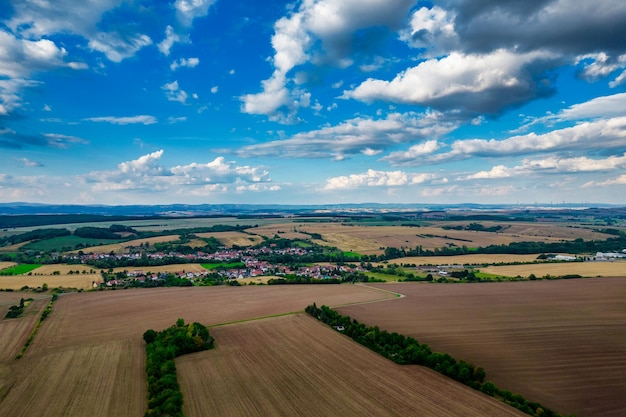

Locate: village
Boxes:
[60,245,366,287]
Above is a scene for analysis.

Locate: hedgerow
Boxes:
[306,303,574,417]
[143,319,214,417]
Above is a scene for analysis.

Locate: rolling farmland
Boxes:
[338,279,626,417]
[178,314,527,417]
[0,285,395,417]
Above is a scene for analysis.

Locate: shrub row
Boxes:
[16,293,58,359]
[143,319,214,417]
[305,304,573,417]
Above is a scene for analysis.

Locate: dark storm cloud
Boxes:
[444,0,626,55]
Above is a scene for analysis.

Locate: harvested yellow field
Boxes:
[271,223,566,254]
[186,239,209,248]
[312,232,382,253]
[498,222,610,241]
[178,314,526,417]
[0,262,16,271]
[244,221,614,255]
[245,225,312,241]
[69,234,182,254]
[0,242,29,252]
[31,264,98,274]
[196,231,263,247]
[482,260,626,278]
[390,254,546,265]
[110,263,207,274]
[0,274,101,290]
[0,264,101,290]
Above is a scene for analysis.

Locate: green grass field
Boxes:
[21,236,123,252]
[0,264,42,275]
[201,262,246,270]
[364,272,401,282]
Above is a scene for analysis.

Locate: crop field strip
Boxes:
[339,278,626,417]
[0,274,100,291]
[386,254,549,265]
[177,314,527,417]
[481,260,626,278]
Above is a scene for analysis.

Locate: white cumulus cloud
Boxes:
[325,169,436,190]
[84,115,157,125]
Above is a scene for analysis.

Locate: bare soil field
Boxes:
[197,231,264,247]
[0,285,393,417]
[0,339,146,417]
[481,260,626,278]
[0,291,36,306]
[178,314,526,417]
[338,279,626,417]
[0,298,48,362]
[28,285,395,352]
[387,254,544,265]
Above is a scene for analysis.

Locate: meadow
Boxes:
[0,264,41,276]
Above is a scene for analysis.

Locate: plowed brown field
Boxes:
[0,298,48,362]
[0,285,394,417]
[338,279,626,417]
[178,314,526,417]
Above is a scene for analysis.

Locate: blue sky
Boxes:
[1,0,626,206]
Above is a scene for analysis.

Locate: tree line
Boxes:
[143,319,214,417]
[305,304,574,417]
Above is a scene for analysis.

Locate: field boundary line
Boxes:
[208,311,301,328]
[208,284,405,328]
[328,283,406,309]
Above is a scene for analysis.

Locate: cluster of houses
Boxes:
[87,245,364,287]
[67,246,312,264]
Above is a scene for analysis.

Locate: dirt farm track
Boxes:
[0,279,624,416]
